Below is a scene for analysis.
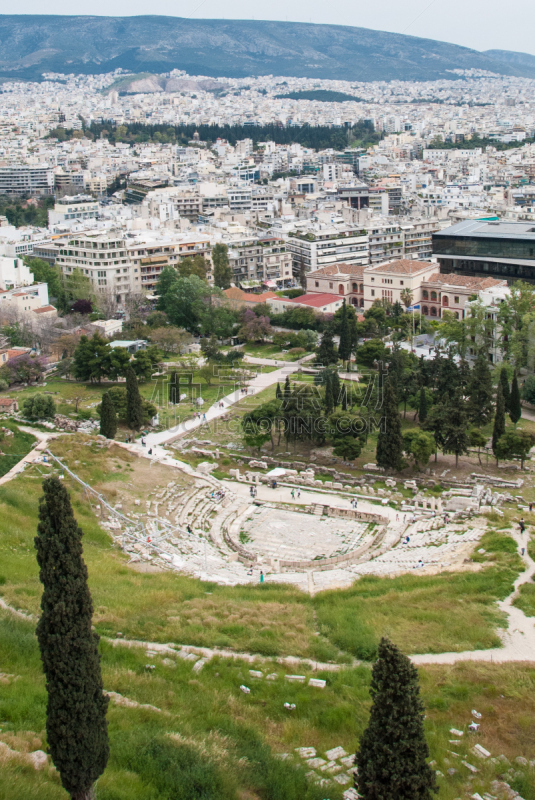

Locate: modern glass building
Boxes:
[432,220,535,283]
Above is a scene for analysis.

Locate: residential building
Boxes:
[419,273,508,319]
[0,166,54,196]
[48,195,99,226]
[285,225,369,279]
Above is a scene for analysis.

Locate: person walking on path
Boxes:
[291,489,295,499]
[260,571,264,583]
[519,518,526,534]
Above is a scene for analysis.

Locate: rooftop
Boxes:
[435,220,535,241]
[367,259,436,276]
[288,292,342,308]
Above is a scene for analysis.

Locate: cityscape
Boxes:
[1,13,535,800]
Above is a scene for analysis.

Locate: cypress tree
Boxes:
[443,391,470,468]
[324,373,334,415]
[126,365,144,430]
[99,391,117,440]
[499,366,511,413]
[510,370,522,426]
[331,370,341,408]
[492,383,506,456]
[315,329,338,366]
[376,379,404,471]
[338,300,351,361]
[341,385,348,411]
[355,638,437,800]
[283,375,292,403]
[35,477,109,800]
[418,387,428,424]
[467,353,493,424]
[275,382,282,400]
[169,371,179,404]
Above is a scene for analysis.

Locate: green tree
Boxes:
[212,243,232,289]
[443,393,470,467]
[25,257,63,298]
[132,345,163,383]
[125,366,144,431]
[418,386,428,423]
[169,371,179,404]
[35,477,109,800]
[499,366,511,413]
[403,429,435,469]
[315,329,338,366]
[338,300,351,361]
[376,380,403,471]
[200,334,220,361]
[275,382,282,400]
[324,373,334,415]
[469,428,488,466]
[103,346,131,381]
[73,334,111,383]
[492,383,506,458]
[331,370,341,408]
[467,353,493,424]
[355,638,437,800]
[495,429,534,469]
[178,254,209,281]
[99,391,117,439]
[422,403,448,463]
[510,370,522,426]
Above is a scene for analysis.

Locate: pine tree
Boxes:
[376,379,404,471]
[467,353,493,424]
[338,300,351,361]
[418,387,428,424]
[126,366,144,430]
[212,243,232,289]
[275,382,282,400]
[99,391,117,439]
[35,477,109,800]
[510,370,522,426]
[499,366,511,413]
[492,383,506,457]
[355,638,437,800]
[349,315,358,366]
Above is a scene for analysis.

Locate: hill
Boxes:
[0,15,534,82]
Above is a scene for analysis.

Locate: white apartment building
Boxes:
[228,236,293,286]
[48,195,99,226]
[0,166,54,196]
[56,230,134,305]
[0,257,34,290]
[285,225,369,279]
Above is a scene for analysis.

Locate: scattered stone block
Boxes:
[295,747,316,758]
[450,728,464,737]
[515,756,528,766]
[320,760,337,772]
[306,758,327,768]
[28,750,48,769]
[249,670,263,678]
[325,746,348,761]
[462,760,479,773]
[334,773,351,784]
[266,673,278,681]
[308,678,326,688]
[340,756,355,768]
[239,685,250,694]
[472,744,491,759]
[192,658,207,672]
[343,790,359,800]
[285,674,306,682]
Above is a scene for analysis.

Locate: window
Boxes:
[422,290,428,299]
[400,280,404,286]
[339,284,344,295]
[430,306,437,316]
[315,281,319,287]
[352,282,358,292]
[442,296,449,306]
[454,296,459,304]
[430,291,437,301]
[422,305,429,315]
[329,282,333,289]
[371,289,375,297]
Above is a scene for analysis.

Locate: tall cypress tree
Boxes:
[283,375,292,403]
[443,391,470,468]
[331,370,341,408]
[492,383,506,456]
[338,300,351,361]
[356,638,437,800]
[376,379,404,471]
[35,477,109,800]
[499,366,511,413]
[467,353,493,424]
[324,373,334,415]
[99,391,117,440]
[275,382,282,400]
[169,371,179,404]
[510,370,522,427]
[315,329,338,366]
[418,386,428,424]
[126,365,144,430]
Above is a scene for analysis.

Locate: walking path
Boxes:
[0,427,57,487]
[412,528,535,665]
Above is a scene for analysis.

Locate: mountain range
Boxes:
[1,15,535,84]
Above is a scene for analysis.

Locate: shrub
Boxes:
[288,347,305,356]
[22,393,56,420]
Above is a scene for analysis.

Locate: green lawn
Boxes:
[240,342,314,362]
[0,421,36,477]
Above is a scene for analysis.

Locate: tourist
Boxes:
[291,489,295,499]
[148,448,152,455]
[297,489,301,499]
[186,524,192,534]
[141,438,146,447]
[260,571,264,583]
[519,518,526,534]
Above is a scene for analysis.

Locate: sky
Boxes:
[8,0,535,57]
